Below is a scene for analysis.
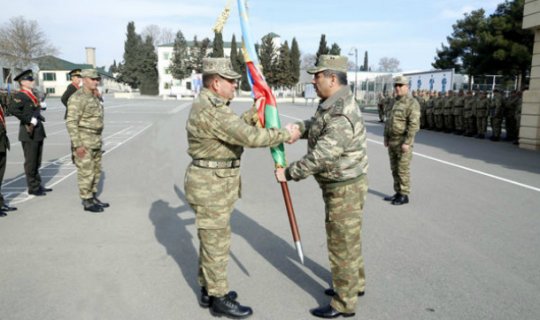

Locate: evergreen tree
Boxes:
[211,32,224,57]
[276,41,292,88]
[329,43,341,55]
[189,36,201,73]
[118,21,142,89]
[236,41,251,91]
[289,37,301,86]
[138,36,159,95]
[230,34,241,74]
[259,34,278,87]
[109,60,118,74]
[362,51,369,71]
[170,30,191,81]
[315,34,329,65]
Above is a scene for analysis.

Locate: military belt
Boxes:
[192,159,240,169]
[79,127,102,134]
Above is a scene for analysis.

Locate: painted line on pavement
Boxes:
[280,112,540,193]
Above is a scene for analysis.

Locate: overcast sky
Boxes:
[0,0,502,71]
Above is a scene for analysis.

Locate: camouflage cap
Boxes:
[393,75,409,85]
[307,55,348,74]
[202,58,241,79]
[81,69,101,79]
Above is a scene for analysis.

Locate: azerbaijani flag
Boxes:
[237,0,286,168]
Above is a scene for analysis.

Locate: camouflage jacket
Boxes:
[286,87,368,185]
[184,88,291,206]
[490,93,503,118]
[433,97,444,115]
[443,96,454,115]
[463,96,475,118]
[66,88,104,149]
[384,94,420,146]
[453,96,465,116]
[475,98,490,117]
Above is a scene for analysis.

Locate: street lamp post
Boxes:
[349,47,358,101]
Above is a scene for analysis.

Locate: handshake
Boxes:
[284,123,301,144]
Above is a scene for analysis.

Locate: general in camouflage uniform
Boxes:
[8,70,51,196]
[66,69,109,213]
[275,55,368,318]
[184,58,294,319]
[384,75,420,205]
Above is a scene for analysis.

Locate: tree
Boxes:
[141,25,175,47]
[109,60,118,74]
[378,57,401,72]
[169,30,191,81]
[275,41,292,88]
[189,36,201,72]
[315,34,329,65]
[0,16,58,68]
[211,32,224,57]
[138,36,159,95]
[362,51,369,71]
[230,34,241,75]
[117,21,142,89]
[329,43,341,55]
[289,38,301,85]
[259,33,278,87]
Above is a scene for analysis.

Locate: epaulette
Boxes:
[330,98,345,116]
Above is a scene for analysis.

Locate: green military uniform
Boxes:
[283,55,368,315]
[475,93,490,138]
[463,92,476,136]
[453,91,465,134]
[384,76,420,197]
[66,69,105,203]
[490,91,504,140]
[503,92,517,141]
[425,93,435,130]
[377,94,385,122]
[8,70,47,194]
[443,91,454,132]
[61,69,82,120]
[433,93,444,131]
[0,101,10,215]
[184,58,291,299]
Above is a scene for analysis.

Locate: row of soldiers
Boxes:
[378,89,523,143]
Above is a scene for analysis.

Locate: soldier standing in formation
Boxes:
[184,58,299,319]
[0,95,17,216]
[61,69,82,119]
[443,90,454,133]
[433,91,444,131]
[463,91,476,137]
[66,69,109,213]
[8,70,51,196]
[475,91,490,139]
[425,91,435,130]
[275,55,368,319]
[453,90,465,134]
[377,92,385,122]
[490,89,504,141]
[383,75,420,205]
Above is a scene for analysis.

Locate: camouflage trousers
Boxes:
[192,204,234,297]
[378,106,385,122]
[454,115,464,132]
[388,143,413,195]
[434,114,444,130]
[73,148,102,199]
[476,116,488,135]
[321,176,367,314]
[490,116,502,138]
[464,117,476,136]
[426,114,434,129]
[444,115,454,131]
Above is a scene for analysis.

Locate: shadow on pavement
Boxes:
[150,185,332,307]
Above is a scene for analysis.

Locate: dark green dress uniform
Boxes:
[61,69,81,120]
[0,104,11,215]
[8,83,47,195]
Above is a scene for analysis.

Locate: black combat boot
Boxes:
[199,287,238,308]
[210,295,253,319]
[83,199,104,213]
[93,193,110,208]
[311,305,355,318]
[384,193,400,201]
[391,194,409,205]
[324,288,365,297]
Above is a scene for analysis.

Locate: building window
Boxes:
[186,81,192,90]
[46,88,55,94]
[43,72,56,81]
[165,68,171,75]
[163,52,170,60]
[164,82,171,89]
[66,73,71,81]
[2,68,12,83]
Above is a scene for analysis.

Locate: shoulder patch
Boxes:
[331,98,345,115]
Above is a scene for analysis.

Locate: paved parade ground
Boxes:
[1,96,539,320]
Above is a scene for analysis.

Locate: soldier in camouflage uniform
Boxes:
[475,91,490,139]
[414,91,426,129]
[433,92,444,131]
[453,90,465,134]
[384,92,395,120]
[383,75,420,205]
[377,92,385,122]
[463,91,476,137]
[443,90,454,133]
[66,69,109,213]
[513,90,523,145]
[489,89,504,141]
[425,91,435,130]
[275,55,368,318]
[184,58,297,319]
[503,91,517,141]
